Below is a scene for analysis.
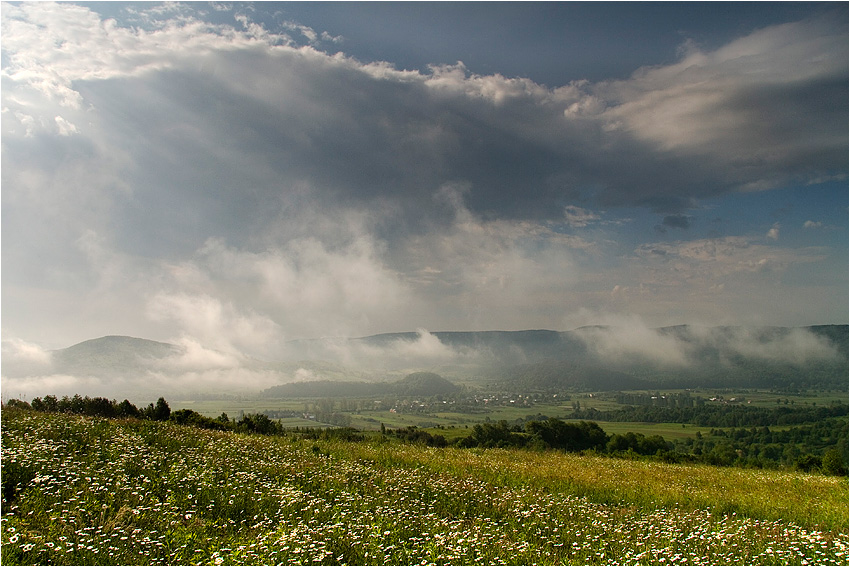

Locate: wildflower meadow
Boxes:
[2,407,847,565]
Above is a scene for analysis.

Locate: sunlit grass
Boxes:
[329,441,848,531]
[2,407,847,565]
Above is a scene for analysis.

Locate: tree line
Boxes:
[673,420,848,474]
[453,418,667,455]
[14,395,284,436]
[567,402,848,428]
[449,417,847,475]
[7,395,846,476]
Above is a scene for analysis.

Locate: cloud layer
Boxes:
[1,2,847,364]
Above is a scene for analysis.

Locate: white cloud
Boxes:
[4,3,842,213]
[573,313,691,367]
[146,291,282,359]
[54,115,79,136]
[766,223,781,240]
[803,220,823,229]
[281,328,483,373]
[596,14,847,192]
[1,337,54,377]
[143,367,283,395]
[568,311,841,368]
[190,236,409,339]
[633,235,822,278]
[2,373,103,400]
[156,336,242,371]
[693,326,841,365]
[1,367,284,401]
[563,206,601,228]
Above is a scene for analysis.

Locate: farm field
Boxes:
[170,388,848,442]
[2,407,847,566]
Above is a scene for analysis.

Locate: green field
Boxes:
[170,388,848,444]
[2,407,847,565]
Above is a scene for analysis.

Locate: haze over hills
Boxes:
[50,336,183,377]
[1,325,846,400]
[263,372,461,399]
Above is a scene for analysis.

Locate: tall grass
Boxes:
[327,441,847,531]
[2,407,847,566]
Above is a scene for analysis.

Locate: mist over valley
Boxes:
[3,324,846,401]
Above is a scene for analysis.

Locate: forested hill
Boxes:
[262,372,460,398]
[357,325,849,391]
[486,361,649,391]
[17,325,847,397]
[342,325,848,361]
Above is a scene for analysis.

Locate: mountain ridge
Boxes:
[56,324,849,353]
[13,325,844,398]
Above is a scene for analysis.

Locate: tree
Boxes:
[237,413,282,435]
[117,399,141,418]
[794,454,822,473]
[821,448,848,476]
[526,418,608,452]
[145,397,171,421]
[85,397,117,418]
[4,399,31,410]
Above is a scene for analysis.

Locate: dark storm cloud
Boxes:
[21,11,850,225]
[2,3,847,350]
[62,16,847,258]
[662,215,692,230]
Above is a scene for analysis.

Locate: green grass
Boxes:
[166,399,311,417]
[2,408,847,565]
[588,421,710,439]
[334,441,848,532]
[422,421,709,442]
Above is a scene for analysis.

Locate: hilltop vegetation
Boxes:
[12,392,848,475]
[1,407,847,566]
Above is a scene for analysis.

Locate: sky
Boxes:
[2,1,848,362]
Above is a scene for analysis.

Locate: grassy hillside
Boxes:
[2,408,847,565]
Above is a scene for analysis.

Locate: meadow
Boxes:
[2,406,847,566]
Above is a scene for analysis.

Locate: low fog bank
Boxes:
[573,322,845,368]
[2,323,846,401]
[281,329,486,370]
[1,330,479,400]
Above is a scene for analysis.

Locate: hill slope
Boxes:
[262,371,461,398]
[9,325,845,397]
[3,407,846,567]
[50,335,184,377]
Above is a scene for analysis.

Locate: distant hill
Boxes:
[261,380,384,398]
[488,361,648,392]
[394,372,461,396]
[262,372,461,399]
[809,325,849,354]
[50,335,184,377]
[338,329,589,363]
[630,325,849,389]
[347,325,849,392]
[17,325,846,398]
